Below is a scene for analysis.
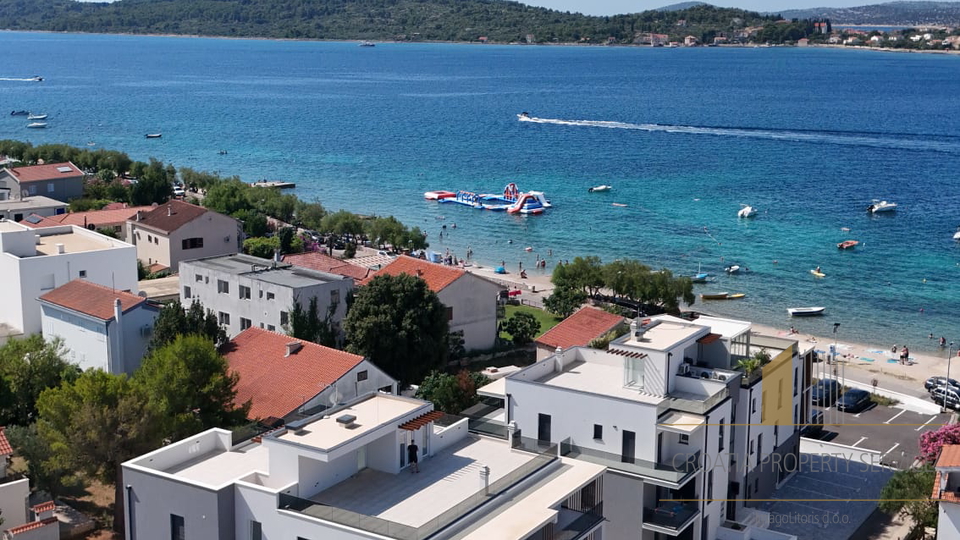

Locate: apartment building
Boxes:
[0,220,138,337]
[180,253,353,338]
[491,314,809,540]
[933,444,960,539]
[122,393,607,540]
[126,200,241,273]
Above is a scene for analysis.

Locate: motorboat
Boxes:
[145,133,162,139]
[725,265,742,274]
[10,110,29,116]
[26,122,47,129]
[517,112,531,121]
[954,226,960,240]
[738,204,757,218]
[701,292,731,300]
[588,185,612,193]
[726,293,746,299]
[837,240,859,250]
[29,76,42,82]
[788,307,825,317]
[27,114,47,120]
[867,200,897,213]
[359,41,376,47]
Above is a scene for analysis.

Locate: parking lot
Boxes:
[811,404,952,467]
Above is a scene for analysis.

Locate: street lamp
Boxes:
[943,342,955,413]
[833,323,842,427]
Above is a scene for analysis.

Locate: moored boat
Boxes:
[588,185,612,193]
[691,272,711,283]
[867,200,897,213]
[359,41,376,47]
[10,110,29,116]
[954,226,960,240]
[145,133,162,139]
[701,292,730,300]
[26,122,47,129]
[837,240,859,250]
[788,307,825,317]
[725,265,741,274]
[27,113,47,120]
[738,204,757,218]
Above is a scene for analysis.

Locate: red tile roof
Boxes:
[535,306,624,350]
[5,162,83,183]
[5,517,58,535]
[224,328,366,421]
[21,205,153,229]
[362,255,464,291]
[131,199,209,234]
[0,426,12,456]
[31,501,55,513]
[938,445,960,468]
[39,280,147,321]
[283,252,371,281]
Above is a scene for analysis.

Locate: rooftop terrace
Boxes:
[537,358,662,405]
[34,231,115,256]
[617,319,707,352]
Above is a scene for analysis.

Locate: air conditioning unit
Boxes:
[678,364,690,376]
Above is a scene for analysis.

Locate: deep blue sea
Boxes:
[3,32,960,350]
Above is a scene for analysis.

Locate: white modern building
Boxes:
[484,314,809,540]
[932,444,960,539]
[123,392,607,540]
[180,253,353,338]
[0,196,66,222]
[0,220,138,337]
[367,256,504,351]
[39,279,161,374]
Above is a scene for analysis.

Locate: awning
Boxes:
[399,410,444,431]
[477,378,506,399]
[697,333,722,345]
[657,411,705,434]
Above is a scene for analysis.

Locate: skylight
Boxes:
[56,166,72,173]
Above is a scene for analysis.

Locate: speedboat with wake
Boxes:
[738,204,757,218]
[867,200,897,213]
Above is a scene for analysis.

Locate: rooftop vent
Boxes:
[336,414,357,429]
[167,205,172,217]
[285,342,302,357]
[56,243,64,254]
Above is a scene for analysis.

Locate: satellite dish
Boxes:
[137,291,148,298]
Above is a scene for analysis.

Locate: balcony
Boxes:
[559,439,700,486]
[642,501,699,534]
[553,502,604,540]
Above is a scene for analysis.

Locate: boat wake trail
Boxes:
[518,115,960,154]
[0,77,40,82]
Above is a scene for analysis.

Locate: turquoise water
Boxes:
[3,32,960,349]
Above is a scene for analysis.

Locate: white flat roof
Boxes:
[658,411,705,434]
[34,231,114,255]
[619,319,707,352]
[0,196,65,209]
[164,444,269,488]
[310,436,534,527]
[692,315,751,339]
[275,394,423,450]
[477,377,506,398]
[537,360,662,405]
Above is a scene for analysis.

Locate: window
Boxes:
[752,397,757,414]
[239,285,251,300]
[240,317,251,330]
[761,392,766,422]
[749,440,754,455]
[331,289,340,305]
[47,182,55,193]
[679,433,689,445]
[794,368,799,396]
[182,237,204,250]
[280,311,289,325]
[707,470,714,498]
[754,478,759,494]
[195,274,204,283]
[357,370,368,382]
[446,306,454,321]
[267,325,275,332]
[136,232,141,240]
[217,279,229,294]
[28,185,36,195]
[184,286,192,299]
[147,234,152,242]
[757,434,763,466]
[266,292,275,300]
[78,270,87,278]
[218,311,230,325]
[259,323,264,328]
[593,424,603,440]
[718,419,725,450]
[154,236,159,244]
[170,514,185,540]
[250,521,262,540]
[13,213,22,221]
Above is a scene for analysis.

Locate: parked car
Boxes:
[925,376,960,393]
[836,389,871,413]
[800,410,824,438]
[811,379,842,406]
[931,387,960,410]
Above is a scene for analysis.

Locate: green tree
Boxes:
[553,256,604,296]
[415,370,490,414]
[543,285,587,318]
[243,236,281,259]
[204,179,253,216]
[289,296,338,348]
[5,423,76,499]
[295,199,326,231]
[36,370,163,534]
[502,311,541,345]
[321,210,365,237]
[878,465,937,533]
[234,209,269,237]
[135,335,249,438]
[129,158,173,205]
[343,273,448,386]
[150,300,228,351]
[0,335,81,426]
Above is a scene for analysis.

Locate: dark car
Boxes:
[836,389,871,413]
[800,410,824,438]
[932,387,960,410]
[925,376,960,393]
[812,380,842,406]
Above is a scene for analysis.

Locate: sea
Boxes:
[2,31,960,351]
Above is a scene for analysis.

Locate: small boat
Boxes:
[810,269,825,277]
[691,272,710,283]
[517,112,531,120]
[726,293,746,299]
[725,265,741,274]
[837,240,859,250]
[867,200,897,213]
[701,292,730,300]
[588,185,612,193]
[788,307,825,317]
[954,226,960,240]
[218,150,228,155]
[27,114,47,120]
[10,110,29,116]
[738,204,757,218]
[26,122,47,129]
[359,41,376,47]
[612,203,628,207]
[29,76,42,82]
[145,133,162,139]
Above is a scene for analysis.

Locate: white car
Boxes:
[173,187,185,197]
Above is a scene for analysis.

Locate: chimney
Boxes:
[84,216,87,228]
[35,234,41,245]
[285,342,303,357]
[167,205,172,217]
[135,210,141,221]
[273,248,281,265]
[556,346,564,370]
[113,298,124,373]
[417,269,423,276]
[56,243,64,254]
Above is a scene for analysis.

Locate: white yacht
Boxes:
[737,204,757,218]
[867,200,897,213]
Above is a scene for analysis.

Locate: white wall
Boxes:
[0,477,29,530]
[40,305,109,372]
[431,418,469,454]
[124,468,231,540]
[602,472,644,540]
[939,503,960,540]
[114,303,160,374]
[365,430,402,474]
[129,211,239,270]
[439,274,501,351]
[298,452,359,499]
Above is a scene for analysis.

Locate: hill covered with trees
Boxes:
[778,1,960,26]
[0,0,788,43]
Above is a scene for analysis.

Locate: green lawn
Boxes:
[500,304,562,341]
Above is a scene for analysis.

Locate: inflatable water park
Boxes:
[424,183,552,215]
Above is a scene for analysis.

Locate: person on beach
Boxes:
[941,336,947,347]
[900,346,909,365]
[892,344,898,354]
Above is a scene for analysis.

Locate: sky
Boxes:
[516,0,959,17]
